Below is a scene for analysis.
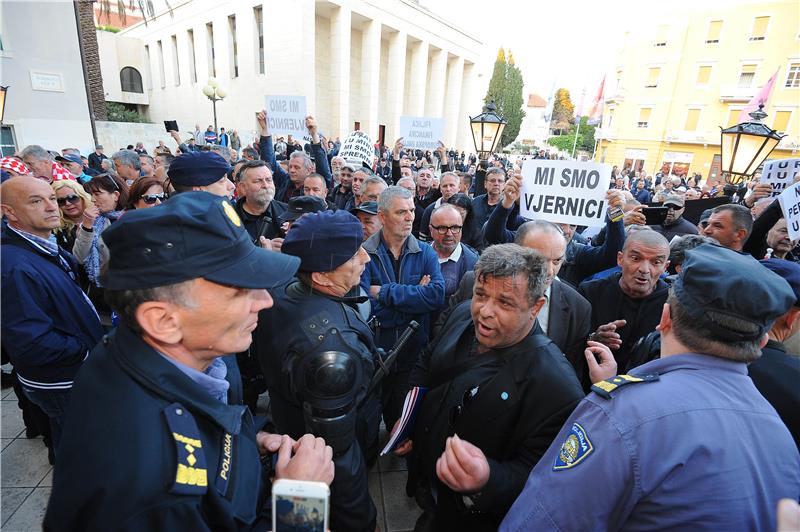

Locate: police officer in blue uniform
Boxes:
[254,210,382,532]
[44,192,334,531]
[500,243,800,531]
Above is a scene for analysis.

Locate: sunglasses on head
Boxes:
[57,195,81,206]
[142,193,165,204]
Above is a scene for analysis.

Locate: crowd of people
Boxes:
[1,107,798,531]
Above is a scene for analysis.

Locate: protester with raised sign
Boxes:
[471,167,508,248]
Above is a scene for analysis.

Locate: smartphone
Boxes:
[163,120,178,133]
[272,479,329,532]
[642,206,669,226]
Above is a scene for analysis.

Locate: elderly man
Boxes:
[361,186,445,430]
[20,145,73,182]
[55,154,91,184]
[429,204,478,300]
[398,244,584,530]
[1,177,104,458]
[359,175,388,204]
[302,173,332,206]
[167,151,236,198]
[44,192,334,530]
[650,194,698,240]
[111,150,143,186]
[256,210,382,532]
[702,203,753,251]
[412,167,441,237]
[419,172,462,242]
[328,162,354,210]
[139,153,155,179]
[502,244,799,531]
[350,201,381,240]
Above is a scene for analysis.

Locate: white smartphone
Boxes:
[271,479,329,532]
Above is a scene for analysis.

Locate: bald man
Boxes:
[1,177,104,458]
[578,229,670,383]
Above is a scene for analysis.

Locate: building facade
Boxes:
[595,0,800,180]
[109,0,486,151]
[513,93,549,149]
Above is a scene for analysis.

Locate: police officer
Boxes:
[166,150,236,198]
[45,192,334,531]
[500,243,800,531]
[254,209,382,532]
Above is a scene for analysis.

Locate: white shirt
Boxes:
[437,242,463,264]
[537,282,553,335]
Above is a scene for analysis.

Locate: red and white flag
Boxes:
[587,76,606,125]
[738,68,779,123]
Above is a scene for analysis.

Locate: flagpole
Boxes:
[571,119,581,159]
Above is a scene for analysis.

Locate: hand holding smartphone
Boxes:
[272,479,329,532]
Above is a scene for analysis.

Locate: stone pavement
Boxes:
[0,383,420,531]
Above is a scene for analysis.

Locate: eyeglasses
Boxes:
[142,193,165,204]
[57,195,81,206]
[430,225,462,235]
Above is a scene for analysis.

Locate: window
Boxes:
[726,108,741,127]
[120,66,144,93]
[254,6,265,75]
[187,29,197,83]
[637,108,652,128]
[684,109,701,131]
[607,108,615,128]
[705,20,722,43]
[144,44,153,90]
[750,16,769,41]
[786,63,800,88]
[738,64,756,88]
[206,22,216,77]
[1,125,16,156]
[171,35,180,86]
[696,65,711,86]
[156,40,166,88]
[654,25,668,47]
[773,111,791,132]
[228,15,238,78]
[645,67,660,88]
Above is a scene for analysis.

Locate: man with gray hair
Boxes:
[20,145,73,183]
[396,243,584,530]
[111,150,142,185]
[419,171,462,242]
[360,186,445,430]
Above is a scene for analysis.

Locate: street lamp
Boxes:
[0,86,8,125]
[202,78,226,138]
[469,100,507,196]
[719,104,784,185]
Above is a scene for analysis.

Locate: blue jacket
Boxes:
[1,225,103,389]
[259,135,332,202]
[500,354,800,531]
[360,231,445,365]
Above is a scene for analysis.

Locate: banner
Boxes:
[520,159,612,226]
[779,181,800,240]
[265,95,307,140]
[398,116,443,151]
[339,131,374,167]
[761,158,800,197]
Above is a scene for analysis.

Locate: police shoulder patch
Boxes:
[590,373,659,400]
[553,422,593,470]
[163,402,209,495]
[222,200,241,227]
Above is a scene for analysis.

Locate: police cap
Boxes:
[282,210,364,273]
[101,191,299,290]
[349,201,378,215]
[167,151,231,187]
[673,243,795,341]
[761,259,800,307]
[279,195,328,223]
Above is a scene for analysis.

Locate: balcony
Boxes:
[605,88,626,104]
[664,129,719,146]
[719,86,756,103]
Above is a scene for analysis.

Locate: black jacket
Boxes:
[407,302,583,530]
[233,197,287,244]
[749,339,800,449]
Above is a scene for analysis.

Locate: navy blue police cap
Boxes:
[279,195,328,223]
[282,210,364,273]
[100,191,299,290]
[761,259,800,307]
[167,151,231,187]
[673,243,795,341]
[350,201,378,216]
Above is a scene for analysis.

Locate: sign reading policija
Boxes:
[399,116,444,151]
[339,131,374,167]
[761,158,800,198]
[520,159,613,227]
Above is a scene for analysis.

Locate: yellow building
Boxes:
[595,0,800,181]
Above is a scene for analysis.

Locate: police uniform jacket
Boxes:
[500,353,800,531]
[749,339,800,449]
[44,324,269,531]
[408,302,584,530]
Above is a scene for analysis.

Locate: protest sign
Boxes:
[399,116,443,151]
[520,159,613,226]
[778,181,800,240]
[265,95,307,140]
[761,158,800,197]
[339,131,374,167]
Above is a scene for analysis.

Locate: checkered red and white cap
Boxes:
[0,156,30,175]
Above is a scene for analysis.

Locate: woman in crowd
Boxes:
[125,176,165,210]
[52,179,93,252]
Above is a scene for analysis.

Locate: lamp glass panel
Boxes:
[745,137,780,175]
[471,121,483,153]
[729,133,762,175]
[720,131,736,173]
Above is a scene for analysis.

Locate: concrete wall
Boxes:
[95,120,179,154]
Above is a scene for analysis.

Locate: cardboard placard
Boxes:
[761,158,800,198]
[339,131,374,167]
[399,116,443,151]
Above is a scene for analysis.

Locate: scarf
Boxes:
[86,210,123,286]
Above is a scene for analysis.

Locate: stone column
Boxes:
[329,5,351,138]
[425,47,447,118]
[408,39,428,116]
[443,55,464,149]
[385,29,407,141]
[360,18,381,138]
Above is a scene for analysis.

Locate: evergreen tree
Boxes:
[551,88,575,135]
[483,48,526,149]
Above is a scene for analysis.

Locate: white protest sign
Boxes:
[265,95,307,140]
[399,116,443,151]
[761,158,800,197]
[339,131,374,167]
[778,181,800,240]
[520,159,613,226]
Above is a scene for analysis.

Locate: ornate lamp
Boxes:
[469,101,507,196]
[720,104,784,185]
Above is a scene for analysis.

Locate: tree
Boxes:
[483,47,526,149]
[550,88,575,135]
[547,116,598,155]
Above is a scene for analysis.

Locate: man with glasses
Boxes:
[429,204,478,300]
[650,194,698,241]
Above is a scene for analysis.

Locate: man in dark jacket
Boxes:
[44,192,334,530]
[397,244,584,530]
[650,194,698,241]
[578,229,670,388]
[412,167,441,238]
[1,177,104,457]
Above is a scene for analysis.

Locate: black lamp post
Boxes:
[0,86,8,125]
[470,101,507,196]
[720,104,784,185]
